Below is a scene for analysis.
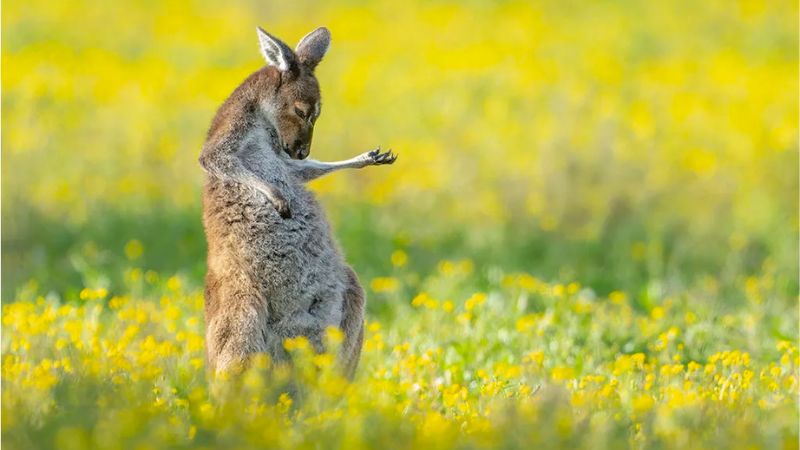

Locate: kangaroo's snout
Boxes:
[296,145,310,160]
[285,140,310,160]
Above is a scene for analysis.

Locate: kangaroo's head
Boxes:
[257,26,330,160]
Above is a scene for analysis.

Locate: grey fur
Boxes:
[295,27,331,70]
[200,27,395,379]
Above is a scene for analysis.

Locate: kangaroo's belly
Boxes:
[203,178,347,321]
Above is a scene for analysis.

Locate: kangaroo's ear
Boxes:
[256,26,296,73]
[295,27,331,71]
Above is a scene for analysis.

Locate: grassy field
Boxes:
[2,0,798,448]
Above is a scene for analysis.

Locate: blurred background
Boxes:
[2,0,797,310]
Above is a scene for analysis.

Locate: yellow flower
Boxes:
[166,276,181,292]
[632,394,655,414]
[370,277,400,293]
[551,366,576,382]
[464,293,486,311]
[411,292,430,307]
[650,307,665,320]
[325,327,344,346]
[609,291,627,305]
[283,336,310,352]
[525,350,545,366]
[312,353,334,368]
[517,274,539,291]
[566,282,581,295]
[124,239,144,260]
[442,300,454,312]
[391,250,408,268]
[515,314,538,332]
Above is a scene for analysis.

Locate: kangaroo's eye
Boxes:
[294,106,307,119]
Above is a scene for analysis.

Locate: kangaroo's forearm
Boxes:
[199,148,283,202]
[288,156,368,182]
[288,148,397,182]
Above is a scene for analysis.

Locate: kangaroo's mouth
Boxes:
[283,143,309,160]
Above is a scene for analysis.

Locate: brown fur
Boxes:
[200,27,394,380]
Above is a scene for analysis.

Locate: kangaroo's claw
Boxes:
[272,196,292,219]
[368,147,397,165]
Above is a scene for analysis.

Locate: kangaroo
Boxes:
[200,26,396,379]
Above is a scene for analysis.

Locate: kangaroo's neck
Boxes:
[206,67,281,149]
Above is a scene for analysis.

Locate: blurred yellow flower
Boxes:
[371,277,400,294]
[124,239,144,260]
[391,250,408,268]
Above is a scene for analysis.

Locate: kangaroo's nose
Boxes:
[297,146,310,160]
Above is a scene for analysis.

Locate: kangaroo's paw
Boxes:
[271,195,292,219]
[367,147,398,165]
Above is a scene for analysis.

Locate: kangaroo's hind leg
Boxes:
[339,266,365,380]
[205,278,270,375]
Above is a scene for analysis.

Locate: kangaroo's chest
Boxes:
[238,130,291,183]
[203,129,343,303]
